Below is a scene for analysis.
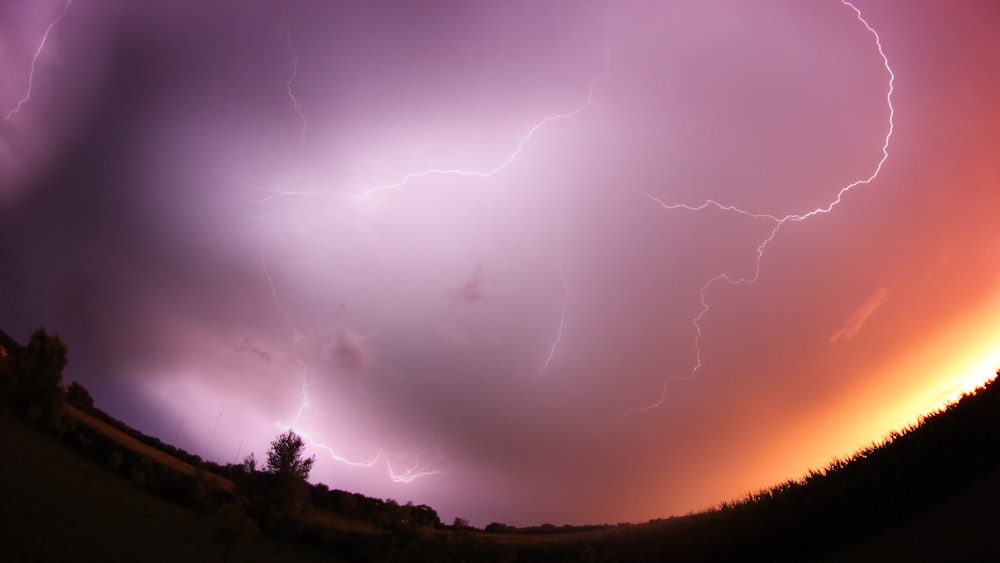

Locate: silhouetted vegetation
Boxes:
[66,380,94,410]
[1,327,67,424]
[234,430,317,538]
[3,325,1000,561]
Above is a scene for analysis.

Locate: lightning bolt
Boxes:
[298,437,447,484]
[540,222,570,374]
[258,25,447,482]
[3,0,72,121]
[261,258,310,425]
[255,31,607,381]
[249,44,611,204]
[256,2,892,451]
[285,21,308,160]
[254,26,447,484]
[613,0,895,426]
[263,258,446,483]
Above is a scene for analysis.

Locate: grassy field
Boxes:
[817,468,1000,562]
[64,405,234,492]
[5,391,1000,562]
[0,412,341,563]
[57,407,610,542]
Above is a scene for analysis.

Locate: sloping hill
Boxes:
[4,325,999,562]
[0,412,339,563]
[818,467,1000,562]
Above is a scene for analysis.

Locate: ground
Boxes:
[0,412,340,563]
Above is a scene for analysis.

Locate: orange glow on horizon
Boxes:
[696,286,1000,512]
[837,288,1000,448]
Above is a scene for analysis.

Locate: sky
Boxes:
[2,0,999,527]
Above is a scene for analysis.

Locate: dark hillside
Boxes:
[3,326,999,561]
[567,371,1000,562]
[0,412,339,563]
[818,466,1000,561]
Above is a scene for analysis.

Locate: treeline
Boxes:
[0,328,453,559]
[310,483,442,529]
[0,329,235,510]
[466,369,1000,562]
[5,326,1000,561]
[288,368,1000,561]
[69,389,213,471]
[0,327,68,425]
[295,369,1000,562]
[485,522,611,535]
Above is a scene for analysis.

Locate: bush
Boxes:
[66,381,94,411]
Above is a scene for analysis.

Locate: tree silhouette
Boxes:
[265,430,315,482]
[66,381,94,410]
[7,327,67,420]
[241,452,257,475]
[252,430,316,537]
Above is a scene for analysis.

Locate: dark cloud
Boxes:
[236,338,272,363]
[328,327,377,376]
[450,265,488,307]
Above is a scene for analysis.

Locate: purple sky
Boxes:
[2,0,1000,527]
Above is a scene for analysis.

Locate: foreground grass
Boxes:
[64,404,234,493]
[0,412,339,563]
[816,467,1000,562]
[6,365,1000,562]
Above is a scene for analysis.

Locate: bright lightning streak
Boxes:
[256,35,605,377]
[613,223,784,426]
[262,258,310,426]
[640,192,783,222]
[256,26,446,484]
[297,435,447,483]
[263,258,445,483]
[540,226,570,374]
[250,45,611,204]
[2,0,72,121]
[787,0,895,225]
[614,0,896,425]
[285,21,308,158]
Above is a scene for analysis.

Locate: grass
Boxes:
[816,468,1000,562]
[64,405,234,493]
[0,411,341,563]
[5,371,1000,562]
